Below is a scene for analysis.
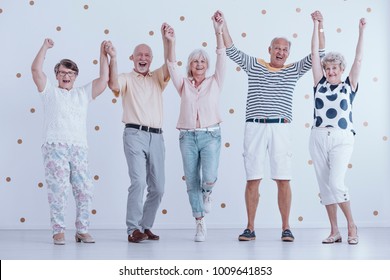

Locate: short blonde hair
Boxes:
[186,49,210,78]
[322,52,346,71]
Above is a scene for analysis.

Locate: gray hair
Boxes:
[322,52,346,71]
[186,49,210,78]
[270,37,291,50]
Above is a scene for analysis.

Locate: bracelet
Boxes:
[319,28,324,33]
[216,31,223,35]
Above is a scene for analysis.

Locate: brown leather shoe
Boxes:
[144,229,160,240]
[128,229,148,243]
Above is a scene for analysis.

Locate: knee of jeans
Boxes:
[202,178,217,191]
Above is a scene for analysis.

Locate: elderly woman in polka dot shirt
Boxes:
[310,13,366,245]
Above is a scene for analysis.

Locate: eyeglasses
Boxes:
[57,71,77,77]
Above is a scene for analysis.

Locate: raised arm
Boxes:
[217,10,233,48]
[213,11,225,49]
[107,41,120,97]
[91,41,110,99]
[311,11,323,86]
[163,23,186,94]
[161,23,172,81]
[349,18,366,91]
[315,11,326,50]
[163,23,176,63]
[31,38,54,92]
[212,11,226,86]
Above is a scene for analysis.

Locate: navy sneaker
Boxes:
[281,229,295,242]
[238,229,256,241]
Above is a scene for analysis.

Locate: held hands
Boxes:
[311,10,323,23]
[212,10,224,32]
[102,40,116,58]
[162,22,175,42]
[43,38,54,49]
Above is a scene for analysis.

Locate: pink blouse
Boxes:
[167,48,226,129]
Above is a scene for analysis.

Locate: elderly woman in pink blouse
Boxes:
[163,12,225,242]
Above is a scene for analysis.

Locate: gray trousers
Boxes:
[123,127,165,235]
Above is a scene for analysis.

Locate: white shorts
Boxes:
[309,127,354,205]
[243,122,292,180]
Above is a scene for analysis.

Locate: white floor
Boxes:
[0,227,389,260]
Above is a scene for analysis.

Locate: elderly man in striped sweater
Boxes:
[219,10,325,242]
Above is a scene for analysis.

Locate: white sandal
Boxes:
[322,232,342,244]
[348,227,359,245]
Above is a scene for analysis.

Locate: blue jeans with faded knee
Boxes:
[179,128,221,218]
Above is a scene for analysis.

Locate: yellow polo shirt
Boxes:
[115,67,169,128]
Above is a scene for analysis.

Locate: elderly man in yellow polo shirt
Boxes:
[107,23,172,243]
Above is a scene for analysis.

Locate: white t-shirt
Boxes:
[40,79,93,147]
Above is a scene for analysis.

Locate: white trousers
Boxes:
[309,128,354,205]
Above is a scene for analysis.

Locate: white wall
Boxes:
[1,0,389,231]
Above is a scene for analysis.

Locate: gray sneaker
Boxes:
[281,229,295,242]
[238,229,256,241]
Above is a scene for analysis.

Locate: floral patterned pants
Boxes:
[42,143,93,235]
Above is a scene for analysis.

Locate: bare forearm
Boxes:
[31,46,47,73]
[32,41,51,92]
[167,40,176,62]
[311,21,319,54]
[355,30,364,63]
[311,20,323,85]
[318,21,325,50]
[108,56,119,92]
[163,37,169,62]
[222,21,233,48]
[216,31,224,49]
[162,37,170,80]
[100,53,109,82]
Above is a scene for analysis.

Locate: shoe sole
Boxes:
[128,236,148,243]
[194,238,205,242]
[322,239,342,244]
[281,237,295,242]
[238,236,256,241]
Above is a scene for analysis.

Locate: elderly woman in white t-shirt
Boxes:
[31,38,111,245]
[310,13,366,245]
[163,12,226,242]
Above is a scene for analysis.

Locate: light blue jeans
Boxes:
[179,128,221,218]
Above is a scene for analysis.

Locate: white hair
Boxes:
[186,49,210,78]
